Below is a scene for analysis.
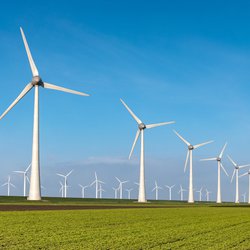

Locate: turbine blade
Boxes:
[25,163,31,172]
[220,163,229,177]
[239,172,248,178]
[219,142,227,159]
[239,164,250,169]
[10,183,16,188]
[115,177,121,183]
[146,121,175,129]
[1,183,8,187]
[231,169,236,183]
[120,99,142,124]
[129,130,141,159]
[26,176,30,184]
[66,170,73,177]
[20,27,39,76]
[184,150,190,173]
[13,171,25,174]
[193,140,213,149]
[0,83,33,120]
[43,82,89,96]
[56,173,65,178]
[200,158,217,161]
[173,130,190,146]
[227,155,237,167]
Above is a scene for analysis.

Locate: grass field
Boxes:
[0,197,250,249]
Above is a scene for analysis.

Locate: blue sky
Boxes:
[0,1,250,201]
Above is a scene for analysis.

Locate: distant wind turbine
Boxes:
[90,172,105,199]
[57,170,73,198]
[205,189,212,202]
[165,184,175,201]
[0,28,89,201]
[115,177,128,199]
[126,188,133,200]
[98,184,105,199]
[152,181,162,200]
[178,185,187,201]
[13,163,31,196]
[2,176,15,196]
[112,187,119,199]
[121,99,174,202]
[196,187,203,202]
[173,130,213,203]
[242,193,246,203]
[79,184,88,198]
[59,181,64,198]
[239,169,250,204]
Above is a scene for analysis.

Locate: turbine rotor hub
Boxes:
[235,166,239,170]
[138,123,146,130]
[188,145,194,150]
[217,157,221,162]
[31,76,43,86]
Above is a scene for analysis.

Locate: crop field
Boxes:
[0,197,250,249]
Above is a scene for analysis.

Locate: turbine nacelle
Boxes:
[188,145,194,150]
[138,123,146,130]
[217,157,221,162]
[31,76,43,86]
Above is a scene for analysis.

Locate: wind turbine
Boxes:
[79,184,88,198]
[239,169,250,204]
[200,143,228,203]
[121,99,174,203]
[205,189,212,202]
[196,187,203,202]
[112,187,119,199]
[56,170,73,198]
[115,177,128,199]
[178,185,187,201]
[0,28,89,201]
[98,184,105,199]
[2,176,15,196]
[126,188,133,200]
[165,184,175,200]
[242,193,246,203]
[59,181,64,198]
[173,130,213,203]
[228,155,250,203]
[13,163,31,196]
[152,181,162,200]
[90,172,105,199]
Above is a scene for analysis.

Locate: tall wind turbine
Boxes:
[121,99,174,202]
[79,184,88,198]
[2,176,15,196]
[115,177,128,199]
[173,130,213,203]
[126,188,133,200]
[228,155,250,203]
[239,169,250,204]
[13,163,31,196]
[178,185,187,201]
[152,181,162,200]
[205,189,212,202]
[90,172,105,199]
[196,187,203,202]
[165,184,175,200]
[200,143,228,203]
[0,28,89,201]
[56,170,73,198]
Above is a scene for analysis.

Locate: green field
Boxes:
[0,197,250,249]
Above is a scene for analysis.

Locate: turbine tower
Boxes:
[196,187,203,202]
[173,130,213,203]
[126,188,133,200]
[2,176,15,196]
[152,181,162,200]
[228,155,250,203]
[56,170,73,198]
[200,143,228,203]
[0,28,89,201]
[178,185,186,201]
[205,189,212,202]
[13,163,31,197]
[115,177,128,199]
[165,184,175,200]
[239,169,250,204]
[90,172,105,199]
[121,99,174,202]
[79,184,88,198]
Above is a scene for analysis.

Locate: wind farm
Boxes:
[1,1,250,249]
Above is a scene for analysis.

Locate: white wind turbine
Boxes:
[239,169,250,204]
[13,163,31,197]
[98,184,105,199]
[0,28,89,201]
[196,187,203,202]
[2,176,15,196]
[178,185,187,201]
[205,189,212,202]
[126,188,133,200]
[121,99,174,202]
[228,155,250,203]
[79,184,88,198]
[112,187,119,199]
[200,143,228,203]
[173,130,213,203]
[90,172,105,199]
[242,193,246,203]
[59,181,64,198]
[115,177,128,199]
[152,181,162,200]
[56,170,73,198]
[165,184,175,201]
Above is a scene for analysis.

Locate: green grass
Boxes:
[0,198,250,249]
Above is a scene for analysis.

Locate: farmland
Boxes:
[0,197,250,249]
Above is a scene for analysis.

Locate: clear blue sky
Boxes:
[0,1,250,201]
